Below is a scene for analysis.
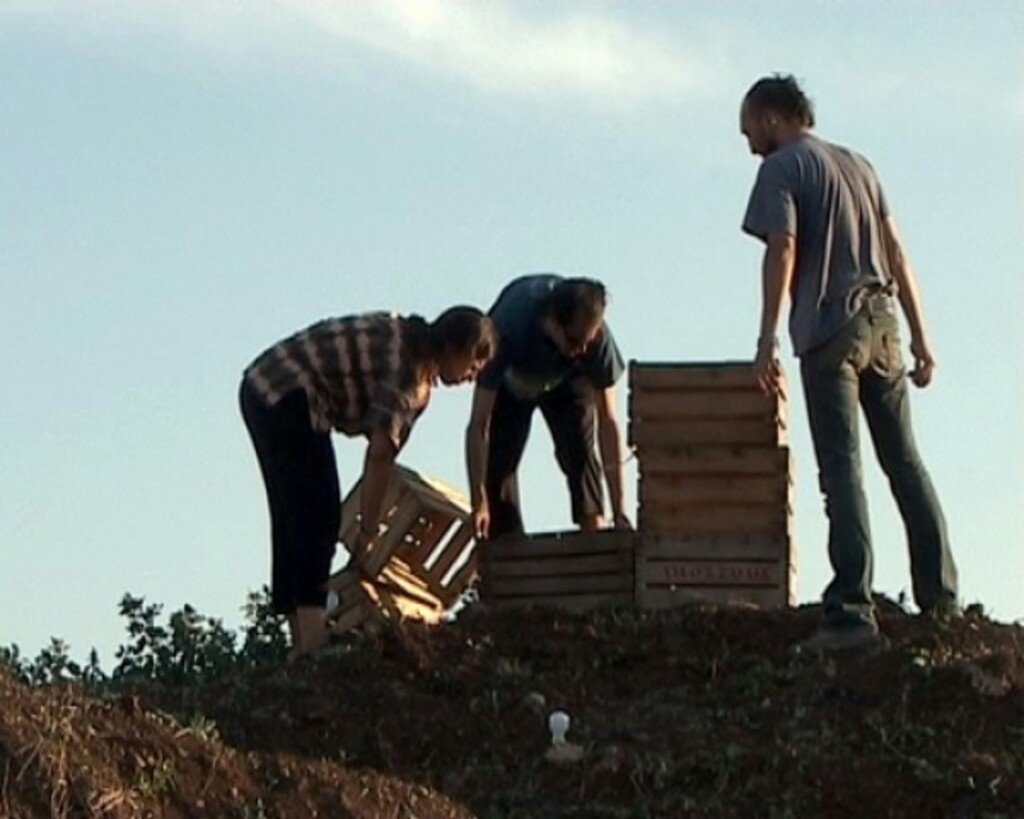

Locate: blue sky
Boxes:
[2,0,1021,664]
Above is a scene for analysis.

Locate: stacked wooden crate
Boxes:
[479,530,634,611]
[327,464,478,633]
[629,361,795,608]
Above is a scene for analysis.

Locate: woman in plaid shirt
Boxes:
[241,306,496,660]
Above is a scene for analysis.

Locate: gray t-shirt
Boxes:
[742,134,894,355]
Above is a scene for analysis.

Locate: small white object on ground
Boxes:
[545,710,583,763]
[548,710,570,745]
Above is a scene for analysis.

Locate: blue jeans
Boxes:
[799,295,958,629]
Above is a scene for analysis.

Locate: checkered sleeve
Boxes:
[365,376,419,451]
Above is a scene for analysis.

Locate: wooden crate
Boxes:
[636,533,795,609]
[630,361,794,536]
[629,360,789,394]
[479,530,635,611]
[637,446,794,536]
[328,464,479,632]
[629,361,787,453]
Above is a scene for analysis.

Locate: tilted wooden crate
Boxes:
[636,533,795,609]
[327,464,478,632]
[478,530,634,611]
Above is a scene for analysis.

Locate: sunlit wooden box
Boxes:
[478,530,634,611]
[629,361,794,540]
[327,464,478,632]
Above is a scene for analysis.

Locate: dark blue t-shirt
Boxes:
[478,274,625,400]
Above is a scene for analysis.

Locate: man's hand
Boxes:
[909,336,936,388]
[754,337,783,395]
[472,500,490,542]
[612,512,634,531]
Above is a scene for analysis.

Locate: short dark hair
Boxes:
[744,74,815,127]
[547,277,607,328]
[430,306,497,361]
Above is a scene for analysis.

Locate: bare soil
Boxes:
[2,600,1022,818]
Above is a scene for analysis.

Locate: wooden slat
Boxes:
[638,474,792,506]
[391,596,444,623]
[638,446,791,476]
[423,520,476,583]
[630,418,786,450]
[483,572,634,597]
[394,507,453,564]
[365,496,422,576]
[326,568,362,595]
[484,531,635,560]
[630,361,788,397]
[641,558,788,588]
[417,509,461,564]
[338,484,363,546]
[439,552,480,606]
[485,550,634,578]
[339,480,408,548]
[639,533,790,561]
[629,390,782,420]
[378,568,442,610]
[384,557,434,592]
[639,502,791,536]
[396,465,471,516]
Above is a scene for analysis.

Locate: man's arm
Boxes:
[353,429,397,570]
[882,215,936,387]
[754,231,796,394]
[466,384,496,540]
[596,385,631,529]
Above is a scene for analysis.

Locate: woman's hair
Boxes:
[744,74,815,127]
[430,306,497,361]
[546,277,607,329]
[405,307,494,379]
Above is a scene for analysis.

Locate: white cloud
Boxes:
[7,0,708,105]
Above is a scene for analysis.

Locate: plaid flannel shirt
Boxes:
[243,312,430,450]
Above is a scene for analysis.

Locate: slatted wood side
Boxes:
[479,531,635,610]
[637,447,794,537]
[630,361,793,529]
[325,569,378,633]
[629,361,787,452]
[636,534,795,609]
[629,361,789,395]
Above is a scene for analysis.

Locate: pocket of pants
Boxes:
[871,317,904,378]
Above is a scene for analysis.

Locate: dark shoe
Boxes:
[795,623,885,653]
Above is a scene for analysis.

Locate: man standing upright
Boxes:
[466,274,632,541]
[739,74,959,650]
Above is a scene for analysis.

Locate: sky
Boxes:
[1,0,1021,665]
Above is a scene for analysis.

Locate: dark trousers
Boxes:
[486,377,604,538]
[240,382,340,615]
[800,295,958,628]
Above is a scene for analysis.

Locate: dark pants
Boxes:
[800,294,958,629]
[486,377,604,538]
[240,382,340,615]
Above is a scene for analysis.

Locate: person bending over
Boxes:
[241,306,496,659]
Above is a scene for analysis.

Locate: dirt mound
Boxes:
[3,601,1022,818]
